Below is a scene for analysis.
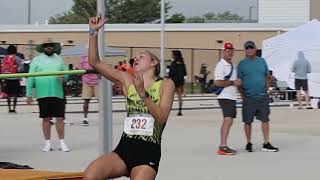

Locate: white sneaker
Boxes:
[59,142,71,152]
[42,143,53,152]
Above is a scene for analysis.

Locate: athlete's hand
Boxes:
[133,72,145,97]
[89,14,108,31]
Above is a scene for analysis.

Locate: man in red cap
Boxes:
[214,42,241,155]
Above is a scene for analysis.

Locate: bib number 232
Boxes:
[124,116,154,136]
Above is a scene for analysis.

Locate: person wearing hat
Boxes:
[214,42,241,155]
[237,40,279,153]
[26,39,70,152]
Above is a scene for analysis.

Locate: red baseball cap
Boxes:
[224,42,234,50]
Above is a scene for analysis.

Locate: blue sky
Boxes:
[0,0,258,24]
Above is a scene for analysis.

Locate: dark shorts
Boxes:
[4,79,20,96]
[242,95,270,123]
[295,79,308,91]
[218,99,236,118]
[114,137,161,173]
[37,97,65,118]
[173,80,185,87]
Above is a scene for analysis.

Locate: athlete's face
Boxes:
[133,51,157,73]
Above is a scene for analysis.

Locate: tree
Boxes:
[186,16,205,23]
[203,11,244,21]
[49,0,171,24]
[166,13,186,23]
[50,0,96,24]
[203,12,216,20]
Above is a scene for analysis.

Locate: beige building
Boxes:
[258,0,320,23]
[310,0,320,20]
[0,23,302,83]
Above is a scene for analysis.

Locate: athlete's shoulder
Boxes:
[162,78,175,89]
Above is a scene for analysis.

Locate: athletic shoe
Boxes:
[49,120,55,125]
[59,142,70,152]
[42,143,53,152]
[64,120,71,125]
[245,142,253,152]
[9,110,17,113]
[217,146,236,155]
[262,142,279,152]
[82,120,89,126]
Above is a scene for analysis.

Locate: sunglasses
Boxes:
[43,43,54,48]
[245,45,255,50]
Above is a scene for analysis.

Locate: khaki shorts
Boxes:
[82,83,99,99]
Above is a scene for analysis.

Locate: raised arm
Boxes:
[133,73,175,124]
[88,15,129,86]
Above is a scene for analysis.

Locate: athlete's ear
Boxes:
[151,60,158,67]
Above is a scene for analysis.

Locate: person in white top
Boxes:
[214,42,241,155]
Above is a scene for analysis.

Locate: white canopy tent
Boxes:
[262,19,320,97]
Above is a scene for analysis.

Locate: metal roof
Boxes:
[0,23,304,33]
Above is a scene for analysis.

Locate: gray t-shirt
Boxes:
[292,56,311,80]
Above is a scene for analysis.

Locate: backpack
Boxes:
[1,55,17,74]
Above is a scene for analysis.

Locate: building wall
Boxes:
[258,0,310,23]
[0,30,279,81]
[310,0,320,20]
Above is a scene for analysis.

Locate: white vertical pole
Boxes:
[97,0,113,154]
[160,0,165,77]
[27,0,31,24]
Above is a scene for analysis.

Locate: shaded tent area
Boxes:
[61,44,126,57]
[0,46,25,59]
[0,47,6,57]
[263,19,320,97]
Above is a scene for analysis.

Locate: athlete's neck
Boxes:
[143,74,157,90]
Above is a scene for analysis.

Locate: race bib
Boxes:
[124,115,154,136]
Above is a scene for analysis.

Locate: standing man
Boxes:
[238,41,279,152]
[0,45,23,113]
[214,43,241,155]
[292,51,312,109]
[26,39,70,152]
[79,54,100,126]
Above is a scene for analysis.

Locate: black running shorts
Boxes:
[37,97,65,118]
[114,137,161,173]
[4,79,20,96]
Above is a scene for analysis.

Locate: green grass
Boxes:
[185,82,202,94]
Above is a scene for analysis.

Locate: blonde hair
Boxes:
[144,50,160,77]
